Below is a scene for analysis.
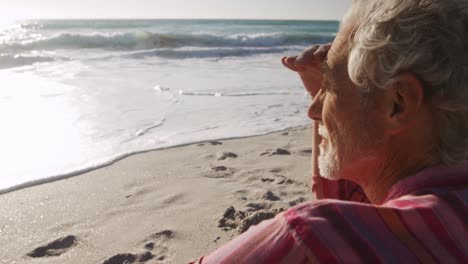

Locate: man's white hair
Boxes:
[345,0,468,165]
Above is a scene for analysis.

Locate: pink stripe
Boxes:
[411,195,468,255]
[353,203,419,261]
[395,200,456,263]
[204,217,277,263]
[261,221,295,263]
[287,202,362,263]
[288,227,320,263]
[394,205,438,261]
[285,206,339,263]
[278,237,310,264]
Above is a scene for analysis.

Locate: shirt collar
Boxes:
[378,161,468,204]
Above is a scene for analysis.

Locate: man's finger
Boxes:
[281,56,305,72]
[314,43,332,60]
[295,45,321,66]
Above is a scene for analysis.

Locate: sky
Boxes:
[0,0,352,20]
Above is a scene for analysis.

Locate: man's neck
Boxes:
[354,134,436,204]
[364,158,430,203]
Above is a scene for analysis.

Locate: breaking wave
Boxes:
[124,47,294,59]
[2,31,335,52]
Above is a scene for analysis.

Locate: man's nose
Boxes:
[308,89,323,121]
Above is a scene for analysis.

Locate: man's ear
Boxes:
[384,73,425,134]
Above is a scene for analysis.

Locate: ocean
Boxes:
[0,19,337,193]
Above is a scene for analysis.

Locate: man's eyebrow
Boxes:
[320,60,339,91]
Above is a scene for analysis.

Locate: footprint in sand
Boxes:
[217,205,281,234]
[274,175,296,185]
[271,148,291,155]
[103,253,138,264]
[297,147,312,157]
[261,177,275,183]
[269,168,283,173]
[27,235,78,258]
[141,230,175,262]
[237,211,278,233]
[218,206,245,231]
[103,230,175,264]
[212,165,228,172]
[260,174,295,185]
[217,152,238,160]
[249,190,281,201]
[202,165,235,179]
[243,202,271,212]
[103,252,155,264]
[260,148,291,156]
[288,197,308,207]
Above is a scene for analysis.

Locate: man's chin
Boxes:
[318,170,341,180]
[318,156,341,180]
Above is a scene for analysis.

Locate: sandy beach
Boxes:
[0,125,314,263]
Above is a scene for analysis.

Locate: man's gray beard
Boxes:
[318,125,341,180]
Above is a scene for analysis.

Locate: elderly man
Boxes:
[191,0,468,262]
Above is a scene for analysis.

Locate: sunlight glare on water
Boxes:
[0,70,86,188]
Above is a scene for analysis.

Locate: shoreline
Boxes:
[0,125,314,263]
[0,125,309,196]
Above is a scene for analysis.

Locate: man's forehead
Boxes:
[327,21,354,67]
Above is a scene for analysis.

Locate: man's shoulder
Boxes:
[284,185,466,222]
[282,199,381,244]
[283,198,375,222]
[195,188,467,264]
[278,189,467,263]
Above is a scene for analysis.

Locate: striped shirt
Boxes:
[190,163,468,263]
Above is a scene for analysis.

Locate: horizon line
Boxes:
[13,17,340,22]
